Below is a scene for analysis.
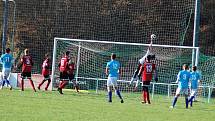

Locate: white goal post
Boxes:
[51,37,202,97]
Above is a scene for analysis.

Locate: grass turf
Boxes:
[0,88,215,121]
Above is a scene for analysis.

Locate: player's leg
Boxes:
[5,69,12,90]
[57,72,64,94]
[57,83,63,94]
[130,68,139,84]
[144,81,151,104]
[69,74,79,92]
[142,86,147,104]
[112,77,123,103]
[38,75,50,90]
[2,68,12,89]
[188,89,196,107]
[2,69,5,87]
[0,73,3,89]
[58,72,69,94]
[114,86,124,103]
[184,89,189,108]
[72,80,79,92]
[171,88,181,108]
[45,77,51,91]
[59,80,68,89]
[37,77,46,90]
[29,79,36,92]
[20,73,25,91]
[27,72,36,92]
[107,86,113,102]
[107,77,113,102]
[58,80,68,94]
[59,73,69,89]
[145,86,151,104]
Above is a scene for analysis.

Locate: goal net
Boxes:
[52,38,212,100]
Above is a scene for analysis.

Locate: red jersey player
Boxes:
[37,53,51,91]
[19,49,36,92]
[138,55,158,104]
[67,60,79,92]
[57,51,70,94]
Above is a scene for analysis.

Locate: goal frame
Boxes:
[51,37,200,90]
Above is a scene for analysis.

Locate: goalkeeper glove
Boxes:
[155,78,158,82]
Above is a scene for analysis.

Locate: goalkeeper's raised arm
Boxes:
[139,40,152,65]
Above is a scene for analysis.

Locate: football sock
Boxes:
[188,96,195,102]
[21,79,24,91]
[29,79,36,91]
[142,86,146,102]
[189,96,195,107]
[75,85,79,92]
[146,91,151,104]
[60,81,68,89]
[45,79,51,90]
[58,81,63,88]
[116,90,122,100]
[185,98,189,108]
[190,99,193,107]
[172,97,178,107]
[146,87,150,104]
[6,80,10,85]
[108,91,112,102]
[2,80,5,86]
[142,91,146,103]
[38,80,46,88]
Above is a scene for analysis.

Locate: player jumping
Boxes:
[37,53,51,91]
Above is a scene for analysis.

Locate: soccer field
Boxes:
[0,89,214,121]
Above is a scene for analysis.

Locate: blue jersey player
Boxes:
[0,48,14,90]
[171,64,190,108]
[188,66,201,107]
[106,53,124,103]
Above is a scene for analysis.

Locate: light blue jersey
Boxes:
[0,53,14,69]
[106,60,120,77]
[177,70,190,89]
[190,71,201,89]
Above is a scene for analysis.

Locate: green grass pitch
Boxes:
[0,89,214,121]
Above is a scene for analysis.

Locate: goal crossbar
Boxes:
[54,37,199,49]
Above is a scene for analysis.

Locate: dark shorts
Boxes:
[43,75,50,80]
[60,72,69,81]
[68,74,75,81]
[142,81,151,86]
[21,72,31,79]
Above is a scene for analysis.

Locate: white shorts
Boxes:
[176,88,188,95]
[190,89,198,97]
[2,68,11,80]
[107,77,118,87]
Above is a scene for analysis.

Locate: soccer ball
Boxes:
[150,34,156,40]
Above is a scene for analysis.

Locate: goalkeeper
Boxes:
[130,45,151,89]
[130,36,153,90]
